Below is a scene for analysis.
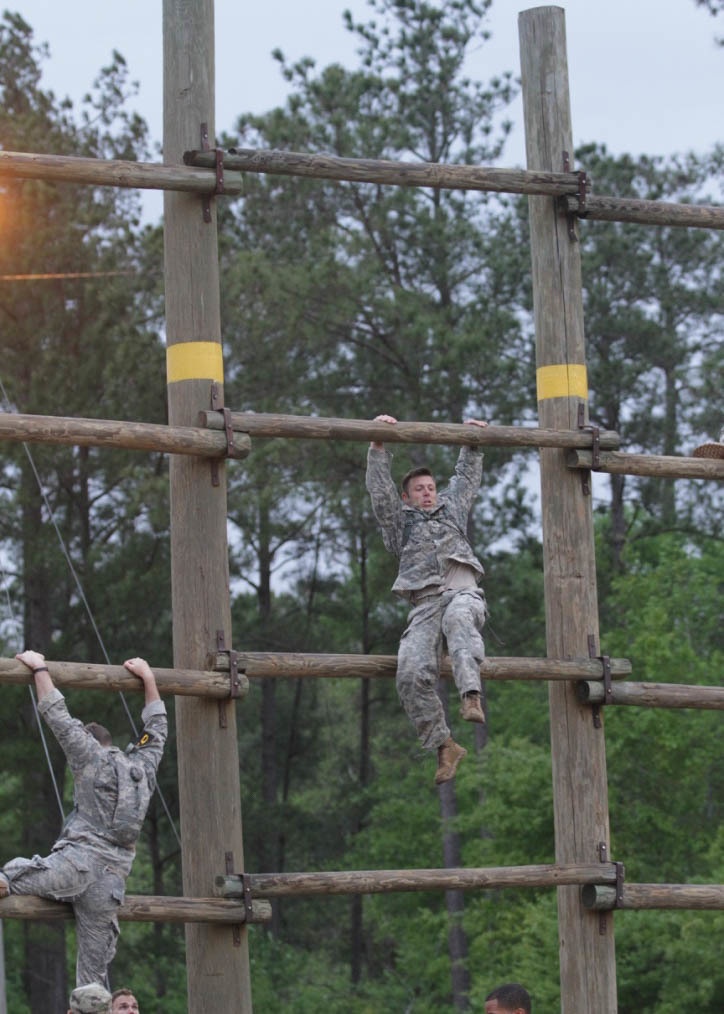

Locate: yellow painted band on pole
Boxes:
[536,363,588,401]
[166,342,224,383]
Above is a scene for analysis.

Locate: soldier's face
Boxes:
[402,474,437,510]
[112,996,139,1013]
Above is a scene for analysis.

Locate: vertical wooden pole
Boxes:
[163,1,252,1011]
[518,8,617,1013]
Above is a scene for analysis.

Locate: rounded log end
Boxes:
[576,681,590,702]
[248,900,273,924]
[581,884,616,910]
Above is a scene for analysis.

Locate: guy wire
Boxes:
[0,376,181,849]
[0,558,66,822]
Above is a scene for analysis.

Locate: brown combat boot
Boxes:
[434,737,467,785]
[460,690,486,724]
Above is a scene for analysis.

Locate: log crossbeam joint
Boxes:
[225,852,242,947]
[216,872,254,922]
[239,874,255,923]
[199,123,226,224]
[594,843,625,929]
[561,150,588,240]
[214,630,243,707]
[587,635,613,728]
[209,385,243,487]
[577,404,600,496]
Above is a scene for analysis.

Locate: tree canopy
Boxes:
[0,2,721,1011]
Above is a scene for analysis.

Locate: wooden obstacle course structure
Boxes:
[0,4,721,1013]
[184,145,724,231]
[0,894,271,925]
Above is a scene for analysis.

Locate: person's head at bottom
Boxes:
[111,989,140,1013]
[485,982,532,1014]
[68,983,112,1014]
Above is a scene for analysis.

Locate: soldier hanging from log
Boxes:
[366,414,489,785]
[0,651,167,990]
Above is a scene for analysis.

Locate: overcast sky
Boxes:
[10,0,723,222]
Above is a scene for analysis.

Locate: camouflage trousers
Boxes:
[3,843,125,986]
[397,587,486,750]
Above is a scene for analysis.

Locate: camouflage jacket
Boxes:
[39,688,167,871]
[366,445,485,599]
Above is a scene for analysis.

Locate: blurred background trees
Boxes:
[0,1,721,1010]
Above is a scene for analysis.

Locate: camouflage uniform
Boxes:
[366,445,487,750]
[69,982,113,1013]
[2,688,167,986]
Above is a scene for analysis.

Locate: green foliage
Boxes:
[601,534,723,886]
[1,1,722,1010]
[577,143,724,547]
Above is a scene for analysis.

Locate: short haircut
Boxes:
[85,722,112,747]
[401,466,434,495]
[111,989,135,1001]
[485,983,531,1012]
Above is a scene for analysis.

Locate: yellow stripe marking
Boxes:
[166,342,224,384]
[536,363,588,401]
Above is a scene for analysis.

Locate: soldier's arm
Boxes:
[15,649,54,700]
[369,413,397,450]
[124,657,161,706]
[15,652,99,770]
[124,658,168,771]
[446,421,488,520]
[366,449,404,556]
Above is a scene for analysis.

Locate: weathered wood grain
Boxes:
[163,0,252,1007]
[0,412,249,458]
[0,894,271,924]
[578,681,724,710]
[201,410,620,449]
[0,657,243,698]
[568,448,724,480]
[0,149,242,194]
[223,652,632,682]
[582,884,724,911]
[215,864,618,898]
[520,7,617,1011]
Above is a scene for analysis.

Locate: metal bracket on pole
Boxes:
[576,167,588,217]
[577,404,600,496]
[209,383,238,485]
[225,852,242,946]
[215,631,242,730]
[615,861,625,906]
[238,873,255,924]
[561,151,588,242]
[200,123,225,224]
[216,630,242,701]
[221,407,235,458]
[587,635,612,728]
[595,843,625,932]
[600,653,613,702]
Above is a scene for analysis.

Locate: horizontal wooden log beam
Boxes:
[0,894,271,924]
[0,150,243,195]
[0,657,246,699]
[185,147,582,196]
[217,863,618,898]
[582,883,724,911]
[201,411,621,450]
[564,194,724,232]
[2,150,719,234]
[578,680,724,711]
[1,654,630,695]
[567,448,724,480]
[0,413,250,459]
[184,148,724,231]
[220,652,632,682]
